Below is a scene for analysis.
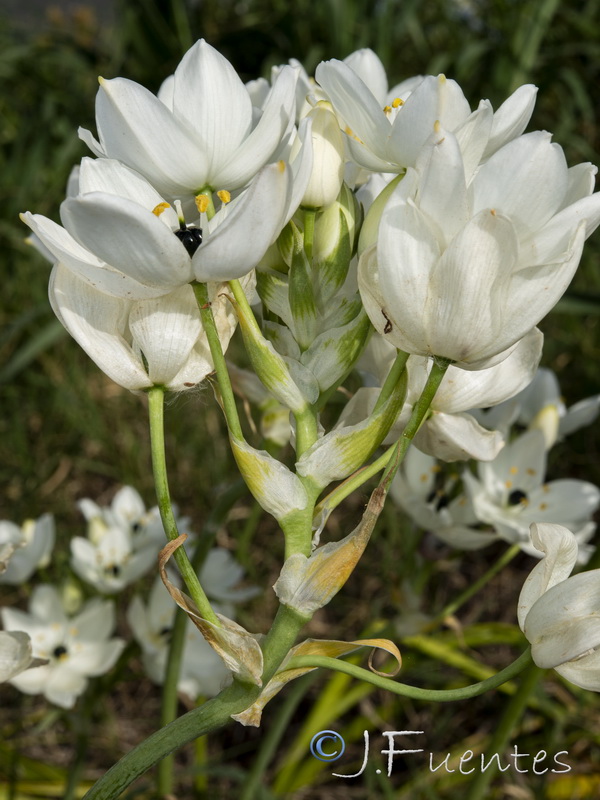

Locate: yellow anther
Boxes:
[152,202,171,217]
[195,194,210,214]
[539,502,548,511]
[217,190,231,204]
[505,480,513,489]
[383,104,392,114]
[490,209,497,216]
[392,97,403,108]
[509,466,519,475]
[431,465,441,473]
[344,125,364,144]
[277,160,286,173]
[526,468,536,475]
[434,120,442,134]
[420,473,428,482]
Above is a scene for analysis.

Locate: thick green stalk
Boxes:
[464,661,545,799]
[147,386,220,626]
[192,280,244,440]
[286,648,533,701]
[373,349,409,413]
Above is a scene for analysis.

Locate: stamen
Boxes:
[217,190,231,204]
[195,194,210,214]
[383,104,392,115]
[391,97,403,108]
[152,202,171,217]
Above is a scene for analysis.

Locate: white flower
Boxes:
[23,155,304,295]
[358,130,600,368]
[0,514,55,585]
[315,62,537,175]
[463,429,600,558]
[518,523,600,691]
[2,586,125,708]
[80,39,298,198]
[390,447,498,550]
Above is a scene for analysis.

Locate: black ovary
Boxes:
[175,227,203,256]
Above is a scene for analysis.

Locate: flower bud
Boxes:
[301,102,345,209]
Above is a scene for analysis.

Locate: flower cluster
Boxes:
[15,39,600,714]
[1,486,257,707]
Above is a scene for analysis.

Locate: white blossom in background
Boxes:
[518,523,600,691]
[0,631,38,682]
[0,514,55,585]
[463,429,600,559]
[358,130,600,368]
[1,585,125,708]
[390,447,499,550]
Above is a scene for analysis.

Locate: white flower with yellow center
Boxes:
[316,60,537,175]
[1,585,125,708]
[463,429,600,558]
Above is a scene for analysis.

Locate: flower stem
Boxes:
[285,647,533,701]
[379,356,450,493]
[147,385,220,626]
[373,349,409,413]
[192,280,244,440]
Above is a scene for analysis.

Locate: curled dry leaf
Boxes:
[158,535,264,687]
[232,634,401,727]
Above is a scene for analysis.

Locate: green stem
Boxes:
[147,386,220,626]
[380,356,451,493]
[192,281,244,440]
[157,479,248,795]
[373,349,409,413]
[294,405,319,458]
[156,606,188,796]
[464,661,545,799]
[430,544,521,628]
[313,445,395,519]
[82,681,258,800]
[286,648,533,702]
[240,674,316,800]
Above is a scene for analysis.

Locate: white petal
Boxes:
[344,48,388,103]
[193,163,292,281]
[50,265,152,391]
[470,132,568,236]
[482,84,538,158]
[212,66,298,189]
[524,570,600,668]
[129,285,201,385]
[96,77,208,194]
[172,40,253,181]
[517,523,578,628]
[414,411,504,462]
[61,193,193,289]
